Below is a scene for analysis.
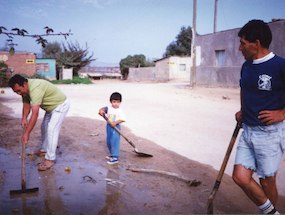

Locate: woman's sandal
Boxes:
[38,159,55,171]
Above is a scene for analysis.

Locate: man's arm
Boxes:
[235,89,243,123]
[258,108,285,125]
[22,105,40,144]
[21,102,31,128]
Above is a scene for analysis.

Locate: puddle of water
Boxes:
[0,148,138,215]
[0,147,10,154]
[1,144,192,215]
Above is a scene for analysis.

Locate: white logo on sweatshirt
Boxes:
[258,74,272,91]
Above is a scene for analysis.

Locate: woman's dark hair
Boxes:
[238,19,272,49]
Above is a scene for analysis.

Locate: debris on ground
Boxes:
[127,167,201,187]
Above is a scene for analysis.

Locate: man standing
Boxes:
[9,74,70,171]
[233,20,285,214]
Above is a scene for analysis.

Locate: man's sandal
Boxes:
[38,159,55,171]
[34,150,46,157]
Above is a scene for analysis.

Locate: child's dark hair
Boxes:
[110,92,122,102]
[8,74,28,88]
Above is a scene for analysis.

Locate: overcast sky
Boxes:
[0,0,284,65]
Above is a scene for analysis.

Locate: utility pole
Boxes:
[214,0,218,33]
[190,0,197,87]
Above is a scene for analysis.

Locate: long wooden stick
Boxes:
[21,140,26,190]
[10,139,39,195]
[101,114,153,157]
[206,122,241,214]
[127,167,201,187]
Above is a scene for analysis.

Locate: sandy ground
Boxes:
[0,79,285,214]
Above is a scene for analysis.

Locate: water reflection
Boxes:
[98,166,125,215]
[39,169,68,215]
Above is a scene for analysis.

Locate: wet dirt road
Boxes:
[1,82,285,214]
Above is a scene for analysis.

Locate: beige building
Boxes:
[154,56,191,81]
[128,56,191,82]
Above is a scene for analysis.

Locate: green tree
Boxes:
[42,41,95,77]
[119,54,154,79]
[164,26,192,57]
[42,41,62,59]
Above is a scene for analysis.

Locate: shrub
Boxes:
[50,76,92,84]
[0,61,10,87]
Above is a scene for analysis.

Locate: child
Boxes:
[99,92,125,164]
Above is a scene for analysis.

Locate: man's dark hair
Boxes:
[238,19,272,49]
[8,74,28,88]
[110,92,122,102]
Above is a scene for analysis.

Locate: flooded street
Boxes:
[1,82,284,214]
[0,114,210,215]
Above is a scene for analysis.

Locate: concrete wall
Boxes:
[128,67,157,81]
[36,58,56,80]
[62,68,73,80]
[268,20,285,57]
[195,28,243,87]
[195,20,285,87]
[154,58,170,82]
[196,66,241,87]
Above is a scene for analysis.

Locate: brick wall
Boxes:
[0,52,36,76]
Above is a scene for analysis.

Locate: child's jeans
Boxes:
[106,124,121,158]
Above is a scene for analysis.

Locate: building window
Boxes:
[26,59,35,64]
[179,64,186,71]
[215,50,225,66]
[36,63,49,72]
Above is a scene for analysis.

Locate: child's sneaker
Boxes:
[107,157,119,164]
[105,155,111,160]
